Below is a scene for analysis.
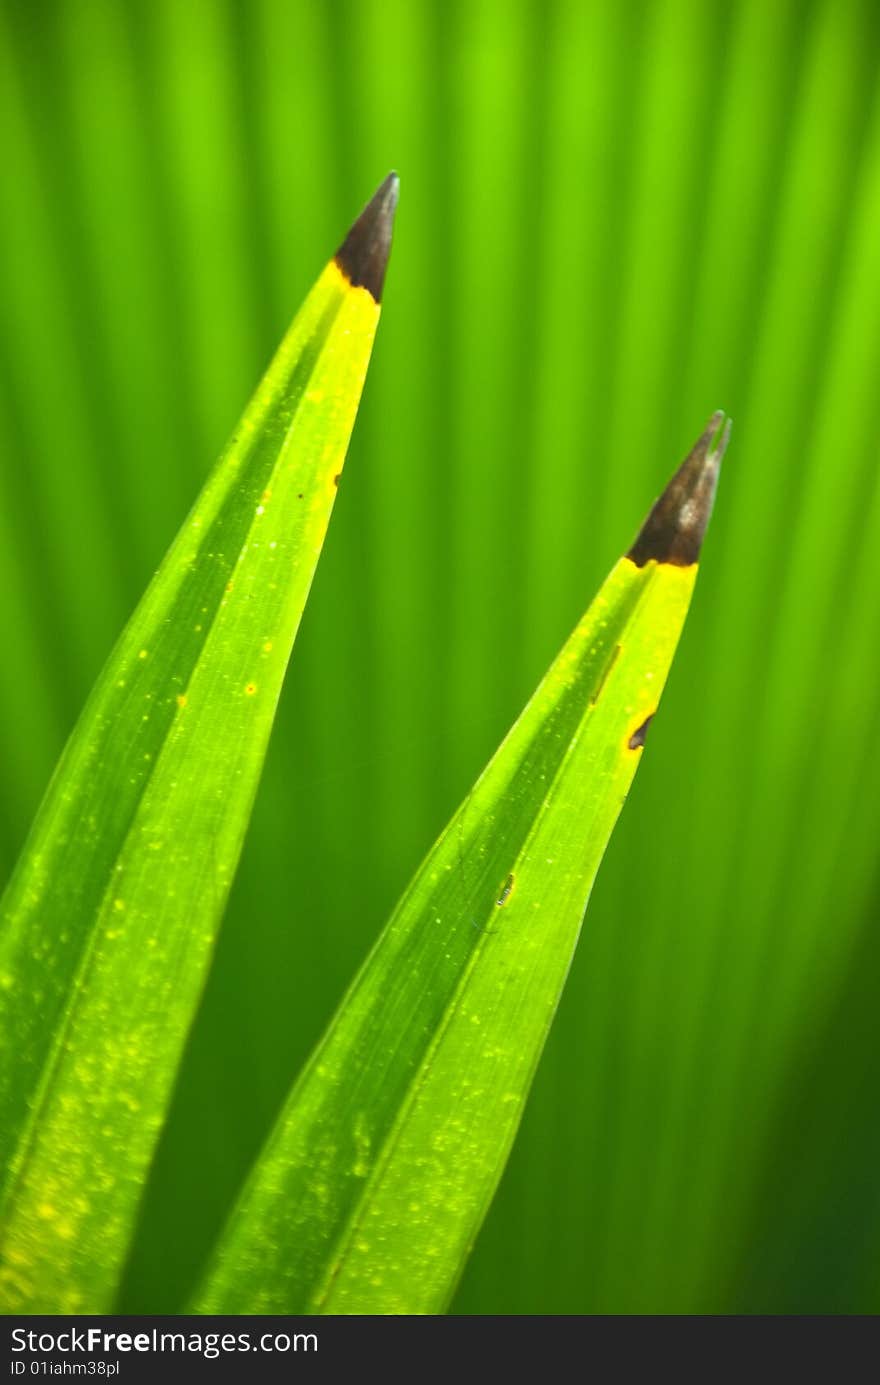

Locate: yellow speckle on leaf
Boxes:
[262,641,273,653]
[176,694,187,708]
[138,649,148,660]
[352,1112,371,1177]
[113,899,125,913]
[245,682,257,696]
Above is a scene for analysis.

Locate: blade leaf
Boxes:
[193,412,730,1315]
[0,174,398,1314]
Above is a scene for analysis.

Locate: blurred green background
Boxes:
[2,0,879,1314]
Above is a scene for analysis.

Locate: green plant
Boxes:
[193,414,729,1314]
[0,172,728,1305]
[3,0,878,1321]
[0,175,398,1313]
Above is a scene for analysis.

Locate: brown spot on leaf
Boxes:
[628,714,654,750]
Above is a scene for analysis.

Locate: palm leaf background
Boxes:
[1,0,879,1314]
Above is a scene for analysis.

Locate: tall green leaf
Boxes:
[194,412,730,1315]
[0,174,398,1314]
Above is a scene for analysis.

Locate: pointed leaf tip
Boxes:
[334,172,400,302]
[627,411,730,567]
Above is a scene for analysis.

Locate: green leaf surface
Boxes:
[0,177,396,1314]
[194,414,730,1315]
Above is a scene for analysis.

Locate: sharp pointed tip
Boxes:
[627,411,731,567]
[334,172,400,302]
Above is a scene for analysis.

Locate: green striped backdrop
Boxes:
[1,0,878,1313]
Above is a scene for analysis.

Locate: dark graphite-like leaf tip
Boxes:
[627,411,731,567]
[334,172,400,303]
